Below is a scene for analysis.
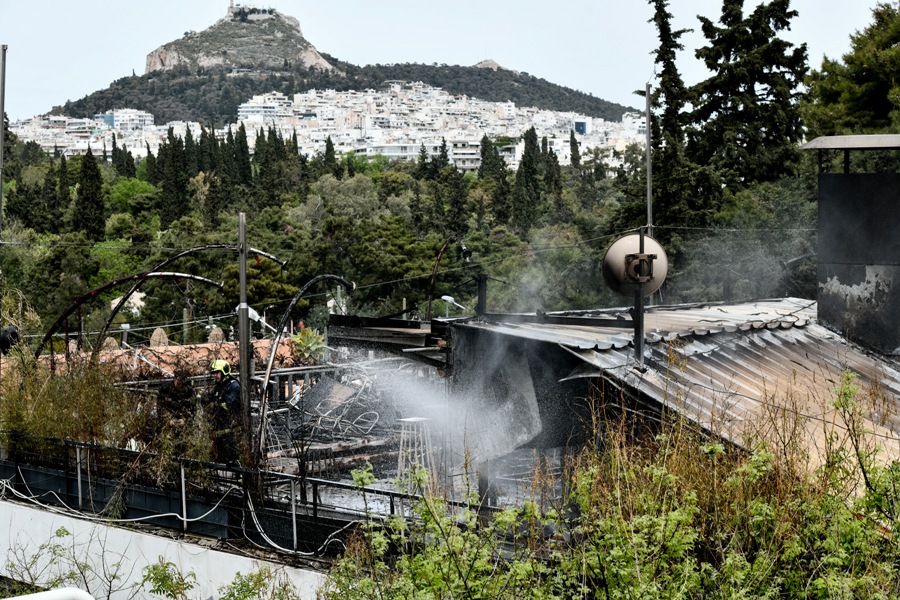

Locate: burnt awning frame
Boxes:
[802,134,900,174]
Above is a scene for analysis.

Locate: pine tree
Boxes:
[802,3,900,136]
[687,0,808,187]
[73,147,106,240]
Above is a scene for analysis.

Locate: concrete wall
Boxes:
[0,500,326,599]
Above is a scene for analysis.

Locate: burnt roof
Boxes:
[801,134,900,150]
[455,298,900,471]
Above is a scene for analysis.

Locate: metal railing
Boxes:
[0,431,497,558]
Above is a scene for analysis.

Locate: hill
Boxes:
[54,8,635,125]
[144,6,336,75]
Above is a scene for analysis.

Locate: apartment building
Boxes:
[11,82,644,170]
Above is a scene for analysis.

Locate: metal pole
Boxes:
[238,213,252,466]
[291,479,298,551]
[76,446,83,509]
[180,462,188,532]
[425,237,454,322]
[0,45,7,238]
[475,274,487,316]
[634,229,645,367]
[645,82,652,237]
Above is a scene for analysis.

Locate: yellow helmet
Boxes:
[210,359,231,376]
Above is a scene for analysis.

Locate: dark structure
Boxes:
[803,134,900,355]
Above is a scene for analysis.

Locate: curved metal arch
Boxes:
[36,272,224,359]
[96,244,285,357]
[255,274,356,460]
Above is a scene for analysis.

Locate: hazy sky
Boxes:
[0,0,881,122]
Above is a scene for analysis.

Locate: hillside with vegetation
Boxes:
[57,58,634,126]
[52,7,633,125]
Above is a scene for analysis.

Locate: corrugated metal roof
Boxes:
[460,298,900,469]
[801,134,900,150]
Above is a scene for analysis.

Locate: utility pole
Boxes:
[237,213,253,466]
[0,45,8,238]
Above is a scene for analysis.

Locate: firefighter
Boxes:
[209,359,241,465]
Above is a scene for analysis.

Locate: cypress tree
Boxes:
[74,147,106,240]
[267,127,286,162]
[4,182,38,230]
[121,146,136,178]
[434,137,450,174]
[198,125,217,174]
[203,173,231,229]
[416,143,431,180]
[409,181,425,233]
[144,143,158,184]
[569,130,581,168]
[492,172,512,227]
[111,134,121,173]
[478,134,505,181]
[323,136,342,180]
[57,153,70,226]
[511,127,541,235]
[442,165,469,236]
[545,149,568,224]
[254,128,279,208]
[220,127,238,184]
[37,163,58,233]
[158,128,189,229]
[183,127,199,179]
[235,123,253,185]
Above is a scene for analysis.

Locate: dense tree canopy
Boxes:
[1,0,875,348]
[802,1,900,137]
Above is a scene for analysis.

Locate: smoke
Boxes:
[367,340,543,486]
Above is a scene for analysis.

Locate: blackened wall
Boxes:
[450,326,593,458]
[818,173,900,354]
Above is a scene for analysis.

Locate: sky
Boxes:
[0,0,882,122]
